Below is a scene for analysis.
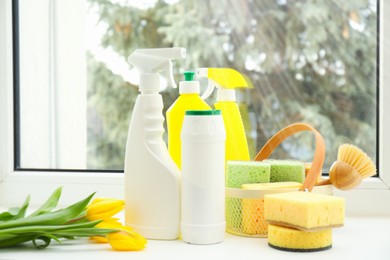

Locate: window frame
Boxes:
[1,0,389,214]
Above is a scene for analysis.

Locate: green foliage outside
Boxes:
[86,0,377,171]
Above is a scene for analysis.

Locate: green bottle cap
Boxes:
[185,110,221,116]
[184,71,195,81]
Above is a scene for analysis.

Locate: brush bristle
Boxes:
[337,144,376,178]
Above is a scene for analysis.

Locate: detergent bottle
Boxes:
[181,110,226,244]
[124,47,185,240]
[197,68,250,161]
[167,71,211,169]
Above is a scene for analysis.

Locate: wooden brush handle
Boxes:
[317,179,331,186]
[254,123,326,192]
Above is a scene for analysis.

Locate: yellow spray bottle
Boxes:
[167,71,211,169]
[197,68,250,161]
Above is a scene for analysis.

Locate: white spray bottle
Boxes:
[125,47,186,240]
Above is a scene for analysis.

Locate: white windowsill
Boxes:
[0,214,389,259]
[1,170,390,215]
[0,171,390,216]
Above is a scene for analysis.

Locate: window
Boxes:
[1,0,389,214]
[15,0,379,172]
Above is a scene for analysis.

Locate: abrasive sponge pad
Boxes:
[226,161,270,188]
[264,191,344,231]
[265,160,305,183]
[268,224,332,252]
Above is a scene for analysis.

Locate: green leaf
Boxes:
[0,227,117,248]
[0,220,102,235]
[55,235,75,240]
[0,220,108,248]
[0,210,18,222]
[0,235,35,248]
[28,187,62,217]
[53,228,118,237]
[0,233,18,241]
[0,196,30,221]
[32,235,52,249]
[0,188,115,249]
[0,192,95,229]
[14,195,30,220]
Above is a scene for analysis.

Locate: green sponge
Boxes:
[266,160,305,183]
[225,161,270,234]
[226,161,271,188]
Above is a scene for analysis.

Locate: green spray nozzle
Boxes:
[184,71,195,81]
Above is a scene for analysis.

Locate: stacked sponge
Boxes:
[226,161,271,188]
[225,161,270,233]
[225,160,307,237]
[264,191,345,252]
[240,182,302,236]
[226,160,306,188]
[265,159,305,183]
[268,224,332,252]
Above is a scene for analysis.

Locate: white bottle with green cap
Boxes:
[181,110,226,244]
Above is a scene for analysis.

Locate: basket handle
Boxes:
[253,123,326,192]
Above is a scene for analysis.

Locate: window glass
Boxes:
[17,0,378,171]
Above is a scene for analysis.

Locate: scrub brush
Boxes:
[318,144,376,190]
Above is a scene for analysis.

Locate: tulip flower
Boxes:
[90,220,122,243]
[0,188,147,252]
[86,198,147,251]
[90,219,132,243]
[0,187,118,249]
[91,221,147,250]
[107,230,147,251]
[86,198,124,221]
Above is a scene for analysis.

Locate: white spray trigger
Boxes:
[127,47,185,91]
[197,68,215,100]
[162,60,177,88]
[201,80,216,100]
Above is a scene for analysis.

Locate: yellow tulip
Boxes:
[85,197,146,251]
[90,219,135,243]
[95,220,123,229]
[91,235,109,243]
[86,198,124,221]
[107,230,147,251]
[90,219,124,243]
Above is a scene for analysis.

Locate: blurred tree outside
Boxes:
[86,0,377,171]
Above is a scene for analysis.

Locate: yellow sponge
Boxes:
[241,182,302,190]
[268,224,332,252]
[264,191,344,231]
[241,182,302,236]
